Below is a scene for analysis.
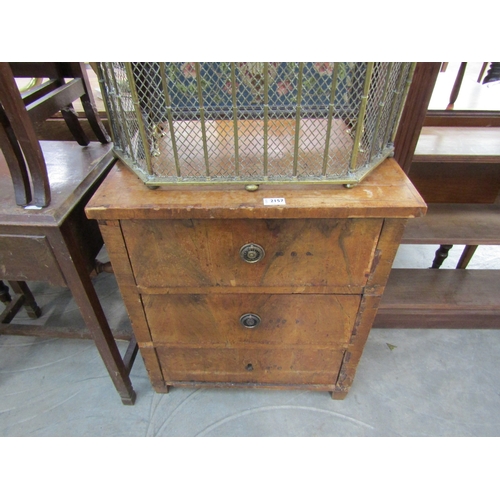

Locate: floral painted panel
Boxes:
[131,62,362,119]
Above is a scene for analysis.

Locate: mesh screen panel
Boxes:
[98,62,415,185]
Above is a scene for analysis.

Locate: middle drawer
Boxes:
[142,293,361,346]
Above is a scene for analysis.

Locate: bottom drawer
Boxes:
[156,346,345,386]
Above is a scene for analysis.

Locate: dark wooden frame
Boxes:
[0,63,138,404]
[376,62,500,329]
[0,63,111,208]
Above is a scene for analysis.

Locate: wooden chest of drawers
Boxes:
[86,158,426,399]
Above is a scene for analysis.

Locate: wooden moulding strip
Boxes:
[162,381,336,392]
[136,285,366,295]
[322,62,341,176]
[147,342,351,350]
[195,62,210,177]
[124,63,153,175]
[159,63,181,177]
[231,63,240,176]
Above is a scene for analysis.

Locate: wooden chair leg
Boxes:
[446,62,467,110]
[60,104,90,146]
[70,63,111,144]
[63,261,136,404]
[0,62,51,207]
[456,244,478,269]
[0,106,32,206]
[0,295,25,324]
[80,96,111,144]
[431,244,453,269]
[8,281,42,318]
[478,63,489,83]
[94,260,113,274]
[0,281,41,323]
[0,280,11,304]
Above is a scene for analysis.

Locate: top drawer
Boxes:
[121,218,382,289]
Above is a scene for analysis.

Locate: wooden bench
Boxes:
[375,125,500,329]
[375,269,500,329]
[376,203,500,328]
[407,127,500,205]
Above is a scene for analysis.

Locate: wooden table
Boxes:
[0,141,137,404]
[86,158,426,399]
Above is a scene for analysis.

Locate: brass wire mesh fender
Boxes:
[97,62,415,187]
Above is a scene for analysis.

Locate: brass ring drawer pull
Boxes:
[240,313,261,328]
[239,243,265,263]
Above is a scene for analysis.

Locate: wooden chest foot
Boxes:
[331,390,348,400]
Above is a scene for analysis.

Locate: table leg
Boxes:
[0,281,11,304]
[456,245,478,269]
[431,244,453,269]
[8,281,42,318]
[446,62,467,110]
[50,228,136,405]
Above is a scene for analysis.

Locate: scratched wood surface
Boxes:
[88,158,425,396]
[1,141,113,226]
[122,218,382,289]
[85,158,427,221]
[142,293,360,347]
[155,345,345,386]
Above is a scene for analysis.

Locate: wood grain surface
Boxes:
[156,345,345,386]
[122,218,382,289]
[85,158,427,221]
[88,157,424,396]
[142,293,360,347]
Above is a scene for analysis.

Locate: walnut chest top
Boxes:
[85,158,425,399]
[85,158,426,221]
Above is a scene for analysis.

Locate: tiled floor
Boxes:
[1,244,499,437]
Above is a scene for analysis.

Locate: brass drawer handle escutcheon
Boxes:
[240,313,261,329]
[239,243,265,263]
